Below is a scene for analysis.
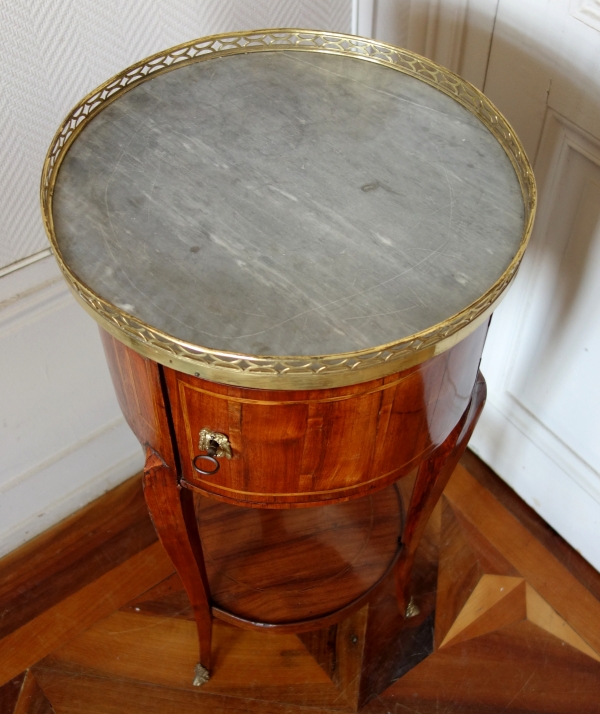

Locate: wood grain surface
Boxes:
[196,485,401,626]
[12,670,54,714]
[166,323,487,507]
[1,455,599,712]
[0,475,155,644]
[0,670,55,714]
[444,466,600,657]
[39,612,344,709]
[0,541,173,686]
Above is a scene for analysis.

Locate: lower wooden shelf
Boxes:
[195,484,403,631]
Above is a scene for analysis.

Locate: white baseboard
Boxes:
[470,399,600,572]
[0,419,144,559]
[0,253,144,559]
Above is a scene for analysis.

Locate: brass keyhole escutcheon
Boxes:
[192,428,232,476]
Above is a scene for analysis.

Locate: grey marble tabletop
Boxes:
[52,50,525,358]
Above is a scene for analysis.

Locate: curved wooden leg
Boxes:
[396,371,487,615]
[142,448,212,684]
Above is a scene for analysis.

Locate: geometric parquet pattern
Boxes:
[1,461,600,714]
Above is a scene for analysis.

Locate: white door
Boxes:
[355,0,600,568]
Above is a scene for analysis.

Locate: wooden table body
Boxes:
[100,320,488,702]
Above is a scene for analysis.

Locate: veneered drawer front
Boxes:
[165,323,487,507]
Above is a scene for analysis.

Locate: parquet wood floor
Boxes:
[1,454,599,713]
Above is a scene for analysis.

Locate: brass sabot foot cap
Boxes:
[193,663,210,687]
[405,596,420,619]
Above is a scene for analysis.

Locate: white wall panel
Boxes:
[571,0,600,32]
[0,0,351,271]
[364,0,600,568]
[370,0,410,45]
[509,130,600,475]
[0,254,144,557]
[471,111,600,569]
[469,0,600,569]
[363,0,498,90]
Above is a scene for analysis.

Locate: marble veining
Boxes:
[52,51,525,357]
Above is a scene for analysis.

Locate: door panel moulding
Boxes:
[472,110,600,570]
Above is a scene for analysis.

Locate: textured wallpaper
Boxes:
[0,0,351,270]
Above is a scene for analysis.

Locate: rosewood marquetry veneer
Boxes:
[41,29,535,701]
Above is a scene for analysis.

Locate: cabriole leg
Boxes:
[142,448,213,684]
[396,371,487,615]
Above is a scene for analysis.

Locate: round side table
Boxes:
[41,29,535,707]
